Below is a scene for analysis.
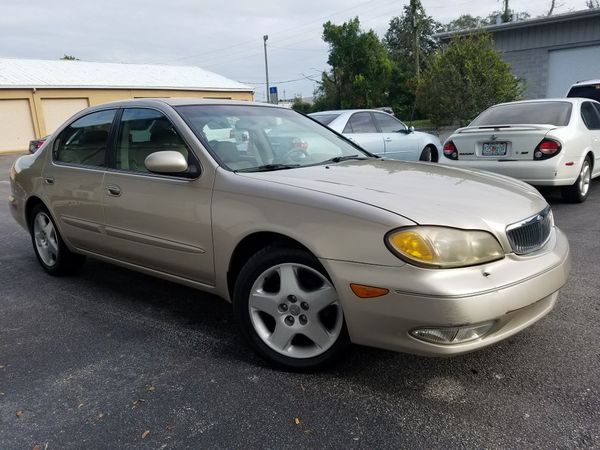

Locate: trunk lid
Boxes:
[451,125,558,161]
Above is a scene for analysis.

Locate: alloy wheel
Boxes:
[33,212,59,267]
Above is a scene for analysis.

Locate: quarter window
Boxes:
[54,109,116,167]
[373,113,406,133]
[343,113,377,133]
[116,108,190,173]
[581,102,600,130]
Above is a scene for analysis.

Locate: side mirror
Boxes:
[408,126,415,133]
[145,151,188,174]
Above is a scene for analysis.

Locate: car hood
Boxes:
[238,159,547,230]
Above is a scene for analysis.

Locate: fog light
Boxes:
[410,321,495,345]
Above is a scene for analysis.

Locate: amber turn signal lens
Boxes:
[350,283,389,298]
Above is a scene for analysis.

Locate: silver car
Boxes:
[9,99,570,370]
[309,109,442,162]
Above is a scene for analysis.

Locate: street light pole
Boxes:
[263,35,270,103]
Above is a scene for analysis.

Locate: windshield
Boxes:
[470,102,572,127]
[567,84,600,102]
[176,105,367,171]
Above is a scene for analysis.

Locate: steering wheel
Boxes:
[281,147,308,163]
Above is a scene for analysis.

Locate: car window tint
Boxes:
[581,102,600,130]
[54,110,116,167]
[345,113,377,133]
[567,84,600,102]
[470,102,572,127]
[373,112,406,133]
[116,108,190,173]
[311,114,340,126]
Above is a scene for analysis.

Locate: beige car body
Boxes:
[9,99,571,356]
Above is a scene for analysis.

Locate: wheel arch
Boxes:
[24,195,48,232]
[227,231,314,300]
[427,143,439,162]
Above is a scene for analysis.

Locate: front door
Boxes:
[42,109,116,253]
[372,112,419,161]
[102,107,214,285]
[342,112,385,155]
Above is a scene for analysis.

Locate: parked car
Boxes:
[9,99,570,370]
[29,135,49,153]
[309,109,441,162]
[441,98,600,203]
[567,79,600,102]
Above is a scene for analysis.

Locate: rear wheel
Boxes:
[233,246,349,370]
[561,157,592,203]
[30,204,85,275]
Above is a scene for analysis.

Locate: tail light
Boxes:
[443,141,458,160]
[534,138,561,160]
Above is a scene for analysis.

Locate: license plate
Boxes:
[482,142,507,156]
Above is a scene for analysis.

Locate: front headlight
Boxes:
[385,226,504,268]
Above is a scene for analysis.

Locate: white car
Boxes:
[440,98,600,203]
[309,109,442,162]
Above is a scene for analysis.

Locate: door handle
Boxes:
[384,138,392,142]
[44,176,55,185]
[107,185,121,197]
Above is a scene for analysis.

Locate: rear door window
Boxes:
[54,109,116,167]
[343,112,377,133]
[581,102,600,130]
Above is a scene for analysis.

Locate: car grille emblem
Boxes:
[490,134,498,141]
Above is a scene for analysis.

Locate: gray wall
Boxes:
[491,14,600,99]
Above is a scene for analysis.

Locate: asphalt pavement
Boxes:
[0,153,598,449]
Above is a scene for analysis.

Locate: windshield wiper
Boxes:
[320,155,369,164]
[235,163,301,172]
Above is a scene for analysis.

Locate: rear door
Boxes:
[341,112,385,155]
[582,102,600,176]
[372,112,419,160]
[102,107,215,285]
[43,109,116,253]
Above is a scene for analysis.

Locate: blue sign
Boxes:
[269,86,278,94]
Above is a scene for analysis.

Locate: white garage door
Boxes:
[547,45,600,97]
[0,99,35,152]
[41,98,89,135]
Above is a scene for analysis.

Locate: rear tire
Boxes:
[233,246,350,370]
[561,157,592,203]
[30,204,86,275]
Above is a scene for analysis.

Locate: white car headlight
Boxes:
[385,226,504,268]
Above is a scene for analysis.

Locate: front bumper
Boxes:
[321,227,570,356]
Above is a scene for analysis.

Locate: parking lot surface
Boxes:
[0,153,598,449]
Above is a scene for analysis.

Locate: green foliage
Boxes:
[445,14,484,32]
[417,33,523,126]
[61,54,79,60]
[290,96,313,114]
[383,0,442,74]
[313,18,393,109]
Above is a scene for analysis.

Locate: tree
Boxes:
[60,54,79,60]
[383,0,442,75]
[445,14,484,32]
[417,33,523,126]
[290,96,313,114]
[314,18,393,109]
[586,0,600,8]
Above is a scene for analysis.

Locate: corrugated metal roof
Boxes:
[434,8,600,40]
[0,58,253,92]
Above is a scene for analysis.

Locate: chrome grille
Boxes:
[506,207,553,255]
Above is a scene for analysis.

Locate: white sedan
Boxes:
[309,109,442,162]
[440,98,600,202]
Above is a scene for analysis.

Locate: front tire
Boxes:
[419,146,436,162]
[561,157,592,203]
[30,204,85,275]
[233,246,349,370]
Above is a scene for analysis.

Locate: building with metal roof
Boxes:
[435,9,600,100]
[0,58,254,152]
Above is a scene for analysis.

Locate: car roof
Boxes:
[570,79,600,87]
[85,97,285,109]
[488,98,589,108]
[309,109,391,116]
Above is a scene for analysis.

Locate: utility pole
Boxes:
[503,0,510,22]
[263,35,270,103]
[411,0,420,79]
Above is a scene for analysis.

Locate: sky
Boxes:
[0,0,591,100]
